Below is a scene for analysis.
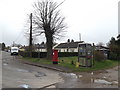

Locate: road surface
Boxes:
[1,51,119,88]
[2,51,62,88]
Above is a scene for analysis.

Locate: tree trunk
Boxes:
[45,31,53,60]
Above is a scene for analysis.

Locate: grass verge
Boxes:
[22,56,119,72]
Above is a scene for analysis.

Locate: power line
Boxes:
[14,29,25,43]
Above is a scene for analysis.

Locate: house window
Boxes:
[71,49,74,52]
[67,48,69,52]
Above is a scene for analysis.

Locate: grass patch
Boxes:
[22,57,52,64]
[22,56,119,72]
[74,60,119,72]
[59,57,119,72]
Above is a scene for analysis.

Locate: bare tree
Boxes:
[32,0,67,60]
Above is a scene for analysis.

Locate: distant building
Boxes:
[95,45,109,58]
[35,42,57,52]
[35,43,47,52]
[55,41,84,52]
[19,46,25,52]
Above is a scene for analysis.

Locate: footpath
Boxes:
[18,57,73,73]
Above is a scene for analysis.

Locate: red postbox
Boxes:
[52,49,59,64]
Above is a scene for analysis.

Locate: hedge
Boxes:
[19,51,78,58]
[19,51,47,58]
[108,51,120,60]
[58,52,78,57]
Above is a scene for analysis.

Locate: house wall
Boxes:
[35,47,79,52]
[36,49,47,52]
[55,48,78,52]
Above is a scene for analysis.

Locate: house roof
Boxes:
[35,44,46,49]
[55,41,84,48]
[35,43,57,49]
[95,46,109,51]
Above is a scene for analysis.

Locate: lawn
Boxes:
[22,56,119,72]
[59,57,119,72]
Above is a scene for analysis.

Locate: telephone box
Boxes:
[52,49,59,64]
[78,43,93,67]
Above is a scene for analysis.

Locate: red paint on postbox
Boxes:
[52,49,59,62]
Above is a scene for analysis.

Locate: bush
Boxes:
[19,51,78,58]
[94,51,106,61]
[58,52,78,57]
[108,52,118,60]
[19,51,47,58]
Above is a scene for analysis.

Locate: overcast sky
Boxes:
[0,0,119,46]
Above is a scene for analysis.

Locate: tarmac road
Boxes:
[57,66,119,88]
[57,63,119,88]
[2,51,62,88]
[0,51,2,89]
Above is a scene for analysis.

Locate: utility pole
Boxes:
[92,43,95,66]
[29,13,32,57]
[79,33,81,41]
[13,41,15,47]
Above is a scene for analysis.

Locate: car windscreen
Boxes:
[11,49,18,51]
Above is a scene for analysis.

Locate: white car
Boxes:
[11,47,19,55]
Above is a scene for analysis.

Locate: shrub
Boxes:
[58,52,78,57]
[108,52,118,60]
[19,51,78,58]
[94,51,106,61]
